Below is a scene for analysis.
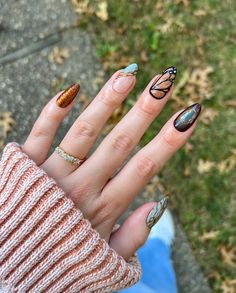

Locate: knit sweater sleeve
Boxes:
[0,143,141,293]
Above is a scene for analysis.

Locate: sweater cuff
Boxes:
[0,143,141,292]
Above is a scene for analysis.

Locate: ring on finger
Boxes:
[55,146,85,166]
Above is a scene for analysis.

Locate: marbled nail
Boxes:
[113,63,138,93]
[119,63,138,76]
[56,83,80,108]
[174,103,201,132]
[146,197,168,229]
[149,66,177,99]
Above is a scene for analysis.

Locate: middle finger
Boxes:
[72,66,177,190]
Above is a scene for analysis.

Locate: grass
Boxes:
[74,0,236,291]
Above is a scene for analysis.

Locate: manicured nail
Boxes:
[174,103,201,132]
[56,83,80,108]
[146,197,168,229]
[149,66,177,99]
[119,63,138,76]
[113,63,138,93]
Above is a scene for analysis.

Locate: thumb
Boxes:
[109,197,168,260]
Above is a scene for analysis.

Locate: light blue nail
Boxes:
[121,63,138,75]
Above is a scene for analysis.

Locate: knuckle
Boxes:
[137,157,156,178]
[111,133,133,152]
[99,86,120,107]
[73,120,96,139]
[137,100,157,117]
[162,128,182,148]
[31,123,48,139]
[42,106,62,122]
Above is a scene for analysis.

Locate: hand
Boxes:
[22,64,201,260]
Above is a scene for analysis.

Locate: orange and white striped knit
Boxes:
[0,143,141,292]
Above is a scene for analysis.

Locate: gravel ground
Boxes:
[0,1,211,292]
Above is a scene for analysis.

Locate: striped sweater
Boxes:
[0,143,141,292]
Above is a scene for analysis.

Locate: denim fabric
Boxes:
[119,239,177,293]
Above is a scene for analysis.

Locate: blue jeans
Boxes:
[119,238,177,293]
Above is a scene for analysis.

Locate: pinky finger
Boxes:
[22,84,80,165]
[109,197,168,260]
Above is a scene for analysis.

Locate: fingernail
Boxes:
[146,197,168,229]
[174,103,201,132]
[113,63,138,93]
[56,83,80,108]
[149,66,177,99]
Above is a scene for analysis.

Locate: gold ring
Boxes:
[55,146,85,166]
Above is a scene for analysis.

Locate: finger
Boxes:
[43,64,138,177]
[22,84,80,165]
[102,103,201,214]
[109,197,168,260]
[73,66,177,189]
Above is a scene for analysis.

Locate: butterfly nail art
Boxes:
[149,66,177,99]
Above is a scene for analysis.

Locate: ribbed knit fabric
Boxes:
[0,143,141,292]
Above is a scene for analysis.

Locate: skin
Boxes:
[22,69,197,261]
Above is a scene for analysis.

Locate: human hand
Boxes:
[22,64,201,260]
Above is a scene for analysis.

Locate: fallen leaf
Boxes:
[217,154,236,174]
[186,66,214,101]
[96,1,108,21]
[200,230,219,241]
[184,142,194,154]
[193,9,208,17]
[0,112,15,149]
[220,278,236,293]
[197,159,215,174]
[48,47,70,64]
[200,108,219,125]
[175,0,189,6]
[184,166,190,177]
[219,245,236,268]
[71,0,94,15]
[225,100,236,108]
[142,175,168,200]
[140,50,149,63]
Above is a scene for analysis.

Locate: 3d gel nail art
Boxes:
[146,197,168,229]
[149,66,177,99]
[174,103,201,132]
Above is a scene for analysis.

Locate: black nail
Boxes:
[174,103,201,132]
[149,66,177,99]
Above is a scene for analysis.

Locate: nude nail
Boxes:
[146,197,168,229]
[56,83,80,108]
[113,63,138,93]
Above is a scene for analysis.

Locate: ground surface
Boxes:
[1,0,234,292]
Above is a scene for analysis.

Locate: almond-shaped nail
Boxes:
[56,83,80,108]
[113,63,138,93]
[146,197,168,229]
[149,66,177,99]
[174,103,201,132]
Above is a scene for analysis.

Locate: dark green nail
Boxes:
[174,103,201,132]
[146,197,168,229]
